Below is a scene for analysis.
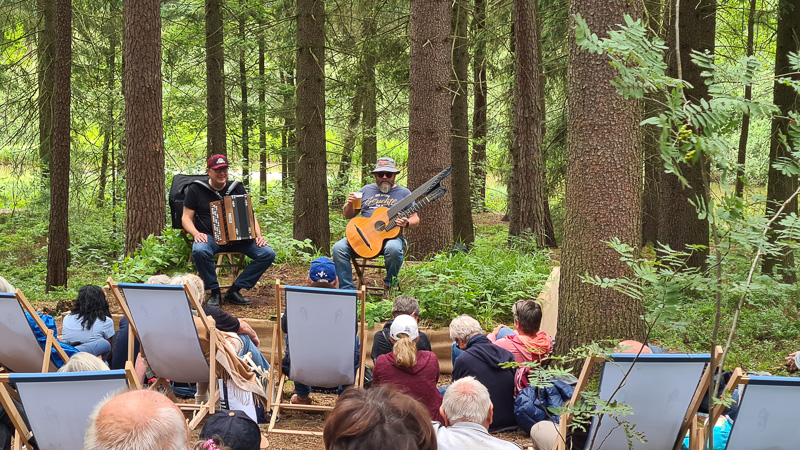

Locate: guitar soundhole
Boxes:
[375,221,386,232]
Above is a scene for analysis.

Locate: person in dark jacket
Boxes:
[371,295,431,362]
[373,315,443,422]
[513,379,574,434]
[449,314,517,431]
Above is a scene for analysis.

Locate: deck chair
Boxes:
[107,278,221,429]
[556,347,721,450]
[267,281,367,436]
[0,290,69,373]
[701,370,800,449]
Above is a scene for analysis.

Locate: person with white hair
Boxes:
[58,352,109,373]
[449,314,517,431]
[434,377,522,449]
[84,389,190,450]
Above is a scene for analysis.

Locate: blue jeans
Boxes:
[110,317,139,370]
[332,236,405,290]
[192,235,276,291]
[238,334,270,371]
[76,339,112,361]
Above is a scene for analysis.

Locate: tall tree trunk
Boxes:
[124,0,165,254]
[361,8,378,185]
[97,13,118,208]
[46,0,71,291]
[471,0,487,211]
[38,0,55,186]
[734,0,756,198]
[509,0,554,248]
[258,22,267,200]
[293,0,330,252]
[762,0,800,282]
[280,70,295,188]
[206,0,226,158]
[451,0,474,246]
[334,93,363,206]
[239,6,250,188]
[659,0,715,269]
[407,0,453,257]
[556,0,646,355]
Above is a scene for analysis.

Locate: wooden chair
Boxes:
[555,347,721,450]
[0,290,69,373]
[0,362,139,450]
[267,281,368,436]
[181,230,244,288]
[107,278,221,429]
[351,256,387,295]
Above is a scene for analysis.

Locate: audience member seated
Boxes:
[84,389,190,450]
[434,376,522,449]
[373,315,443,422]
[371,295,431,363]
[323,385,437,450]
[487,300,552,364]
[58,352,110,373]
[61,285,115,361]
[282,257,359,405]
[450,314,517,431]
[111,274,169,372]
[197,409,269,450]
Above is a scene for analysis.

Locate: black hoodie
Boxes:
[452,334,517,431]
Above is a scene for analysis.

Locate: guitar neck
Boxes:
[385,188,445,231]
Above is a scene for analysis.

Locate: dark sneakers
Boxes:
[224,290,252,305]
[207,291,222,307]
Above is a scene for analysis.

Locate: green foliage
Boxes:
[112,229,192,282]
[364,298,393,328]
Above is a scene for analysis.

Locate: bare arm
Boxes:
[238,320,260,347]
[252,217,268,247]
[182,207,207,243]
[343,192,358,219]
[395,212,420,229]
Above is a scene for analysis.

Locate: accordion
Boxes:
[210,195,256,245]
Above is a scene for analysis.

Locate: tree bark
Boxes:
[762,0,800,282]
[258,19,267,200]
[361,8,378,185]
[293,0,330,252]
[471,0,488,211]
[556,0,646,355]
[734,0,756,198]
[334,93,363,206]
[451,0,474,246]
[46,0,71,291]
[509,0,554,249]
[38,0,55,185]
[206,0,226,158]
[660,0,715,269]
[124,0,165,254]
[239,5,250,188]
[280,70,295,188]
[407,0,453,257]
[97,12,119,208]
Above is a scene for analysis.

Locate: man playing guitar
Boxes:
[332,157,419,292]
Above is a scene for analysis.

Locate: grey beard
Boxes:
[378,182,392,194]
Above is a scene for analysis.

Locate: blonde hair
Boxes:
[392,334,418,368]
[169,274,205,304]
[58,352,109,372]
[0,276,15,293]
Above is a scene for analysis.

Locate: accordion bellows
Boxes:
[210,195,256,245]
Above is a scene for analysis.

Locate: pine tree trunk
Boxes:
[124,0,165,255]
[206,0,226,158]
[451,0,474,246]
[239,6,250,188]
[471,0,488,211]
[361,9,378,185]
[334,93,363,206]
[97,10,118,208]
[407,0,453,257]
[258,22,267,200]
[509,0,554,249]
[762,0,800,282]
[293,0,330,252]
[556,0,646,356]
[734,0,756,198]
[46,0,71,291]
[38,0,55,185]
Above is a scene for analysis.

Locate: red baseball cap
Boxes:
[207,154,229,169]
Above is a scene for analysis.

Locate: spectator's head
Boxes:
[392,295,421,319]
[58,352,109,372]
[0,276,14,293]
[616,340,653,354]
[145,274,171,285]
[390,314,419,368]
[199,409,268,450]
[323,385,436,450]
[85,389,189,450]
[513,300,543,336]
[72,285,111,329]
[440,376,493,429]
[307,257,338,289]
[449,314,482,350]
[170,274,205,305]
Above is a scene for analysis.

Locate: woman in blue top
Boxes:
[62,285,114,361]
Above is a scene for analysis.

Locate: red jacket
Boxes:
[373,350,443,422]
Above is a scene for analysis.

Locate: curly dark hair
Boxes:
[72,285,111,330]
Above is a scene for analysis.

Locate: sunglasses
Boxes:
[375,172,395,179]
[210,167,229,173]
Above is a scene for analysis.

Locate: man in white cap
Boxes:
[332,157,419,292]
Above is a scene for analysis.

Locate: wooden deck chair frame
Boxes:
[554,346,722,450]
[267,280,367,436]
[0,290,69,374]
[0,361,140,450]
[107,277,221,430]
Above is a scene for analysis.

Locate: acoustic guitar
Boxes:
[345,167,451,258]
